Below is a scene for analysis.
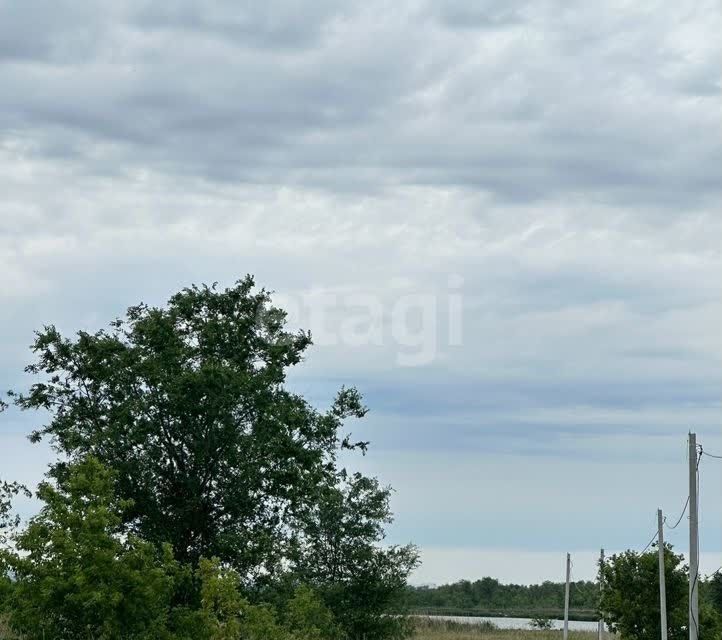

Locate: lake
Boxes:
[425,615,599,632]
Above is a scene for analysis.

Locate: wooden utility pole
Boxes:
[598,548,605,640]
[689,433,699,640]
[564,553,571,640]
[658,509,668,640]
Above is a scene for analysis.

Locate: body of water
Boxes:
[426,615,599,632]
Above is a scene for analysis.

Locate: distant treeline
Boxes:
[404,574,722,623]
[403,577,599,619]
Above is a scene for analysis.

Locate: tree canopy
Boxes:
[600,546,722,640]
[404,576,599,617]
[12,278,364,572]
[2,277,418,640]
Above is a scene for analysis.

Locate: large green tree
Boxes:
[5,277,417,638]
[10,278,361,570]
[600,546,687,640]
[600,545,722,640]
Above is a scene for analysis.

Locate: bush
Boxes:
[599,545,720,640]
[0,458,350,640]
[286,585,343,640]
[529,617,554,630]
[1,458,178,639]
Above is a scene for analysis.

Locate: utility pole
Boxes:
[598,548,605,640]
[689,433,699,640]
[564,552,571,640]
[658,509,668,640]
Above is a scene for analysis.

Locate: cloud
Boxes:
[1,0,720,582]
[133,1,349,50]
[1,0,719,205]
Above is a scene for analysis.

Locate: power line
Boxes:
[664,496,689,530]
[699,447,722,460]
[661,445,699,533]
[640,530,659,554]
[569,563,598,603]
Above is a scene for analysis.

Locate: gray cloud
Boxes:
[1,0,721,577]
[133,1,349,50]
[1,0,719,206]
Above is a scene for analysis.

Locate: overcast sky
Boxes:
[1,0,721,585]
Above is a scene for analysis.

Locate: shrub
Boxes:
[529,617,555,630]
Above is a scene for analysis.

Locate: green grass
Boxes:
[411,618,597,640]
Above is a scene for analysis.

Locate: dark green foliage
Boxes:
[4,277,418,639]
[600,545,686,640]
[598,545,722,640]
[705,572,722,616]
[700,605,722,640]
[10,277,341,573]
[0,458,348,640]
[529,617,554,630]
[404,576,599,617]
[1,457,177,639]
[285,585,344,640]
[292,471,420,640]
[699,575,722,640]
[172,557,292,640]
[0,480,31,608]
[0,480,29,549]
